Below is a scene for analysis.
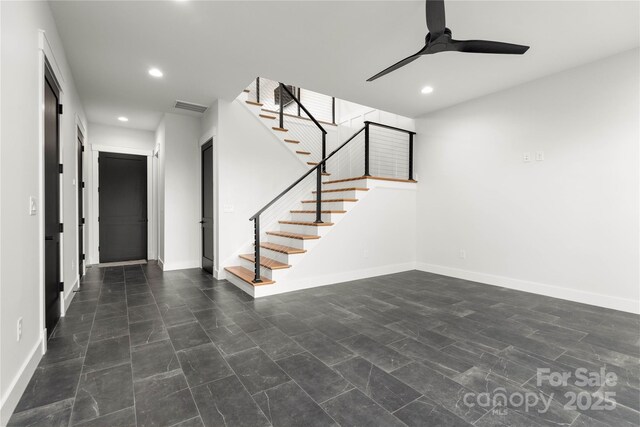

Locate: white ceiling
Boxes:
[50,1,640,131]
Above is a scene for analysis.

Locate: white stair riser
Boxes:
[301,201,352,211]
[322,180,374,191]
[267,234,312,250]
[279,223,332,236]
[312,190,362,199]
[238,258,289,281]
[260,248,304,264]
[290,212,337,222]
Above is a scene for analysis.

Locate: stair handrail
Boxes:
[276,83,328,170]
[248,120,416,283]
[249,126,365,283]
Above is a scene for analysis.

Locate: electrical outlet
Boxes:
[72,260,75,270]
[363,249,369,259]
[17,317,23,342]
[459,249,467,259]
[536,151,545,161]
[523,152,531,162]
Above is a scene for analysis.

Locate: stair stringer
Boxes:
[249,179,418,297]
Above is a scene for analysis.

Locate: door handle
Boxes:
[199,220,205,224]
[45,235,53,241]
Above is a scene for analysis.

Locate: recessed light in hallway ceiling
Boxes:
[148,68,163,78]
[421,86,434,94]
[118,116,129,122]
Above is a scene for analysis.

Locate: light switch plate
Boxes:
[536,151,545,161]
[523,152,531,162]
[29,197,37,216]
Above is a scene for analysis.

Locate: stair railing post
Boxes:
[279,83,284,129]
[297,87,301,117]
[408,133,414,181]
[315,167,323,224]
[364,122,370,177]
[256,77,260,103]
[331,96,336,124]
[253,217,262,283]
[322,133,327,173]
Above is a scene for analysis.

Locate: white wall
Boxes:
[85,123,156,264]
[158,113,201,271]
[156,120,166,265]
[415,49,640,313]
[0,1,87,423]
[88,122,155,152]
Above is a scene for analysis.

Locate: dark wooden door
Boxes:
[44,65,61,337]
[99,153,147,263]
[201,140,214,274]
[77,129,84,280]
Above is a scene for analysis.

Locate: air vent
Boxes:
[174,100,208,114]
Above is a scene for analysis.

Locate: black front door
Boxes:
[99,153,147,263]
[77,129,84,280]
[44,64,61,337]
[201,140,214,274]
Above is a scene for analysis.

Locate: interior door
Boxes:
[77,129,85,280]
[44,64,61,337]
[99,152,147,263]
[201,140,214,274]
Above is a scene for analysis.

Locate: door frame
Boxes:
[200,138,214,274]
[76,123,86,280]
[90,145,154,265]
[199,135,217,276]
[38,31,66,345]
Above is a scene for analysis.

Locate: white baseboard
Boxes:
[62,277,80,315]
[0,335,44,425]
[416,262,640,314]
[162,260,200,271]
[253,262,417,298]
[214,268,225,280]
[158,258,164,270]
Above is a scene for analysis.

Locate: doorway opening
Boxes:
[201,139,214,274]
[44,60,62,337]
[98,152,148,263]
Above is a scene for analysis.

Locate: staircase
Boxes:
[224,79,417,297]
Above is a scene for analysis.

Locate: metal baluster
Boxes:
[253,217,262,283]
[364,122,370,177]
[408,133,414,181]
[279,83,284,129]
[315,168,323,224]
[256,77,260,103]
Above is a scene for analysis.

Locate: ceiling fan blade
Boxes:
[450,39,530,55]
[367,49,425,82]
[425,0,446,35]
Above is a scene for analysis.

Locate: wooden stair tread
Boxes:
[279,220,333,227]
[272,127,288,132]
[296,151,311,155]
[290,210,346,214]
[307,162,319,166]
[260,242,306,254]
[322,172,331,176]
[313,187,369,194]
[284,139,300,144]
[243,89,251,93]
[323,176,418,185]
[260,114,276,120]
[266,231,320,240]
[225,266,274,286]
[239,254,290,270]
[246,100,263,107]
[301,198,357,203]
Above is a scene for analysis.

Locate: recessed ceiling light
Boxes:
[421,86,434,94]
[118,116,129,122]
[148,68,163,78]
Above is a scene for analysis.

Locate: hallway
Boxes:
[8,264,639,426]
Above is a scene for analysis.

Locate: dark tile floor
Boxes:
[8,263,640,426]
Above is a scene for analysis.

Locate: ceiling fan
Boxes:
[367,0,530,82]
